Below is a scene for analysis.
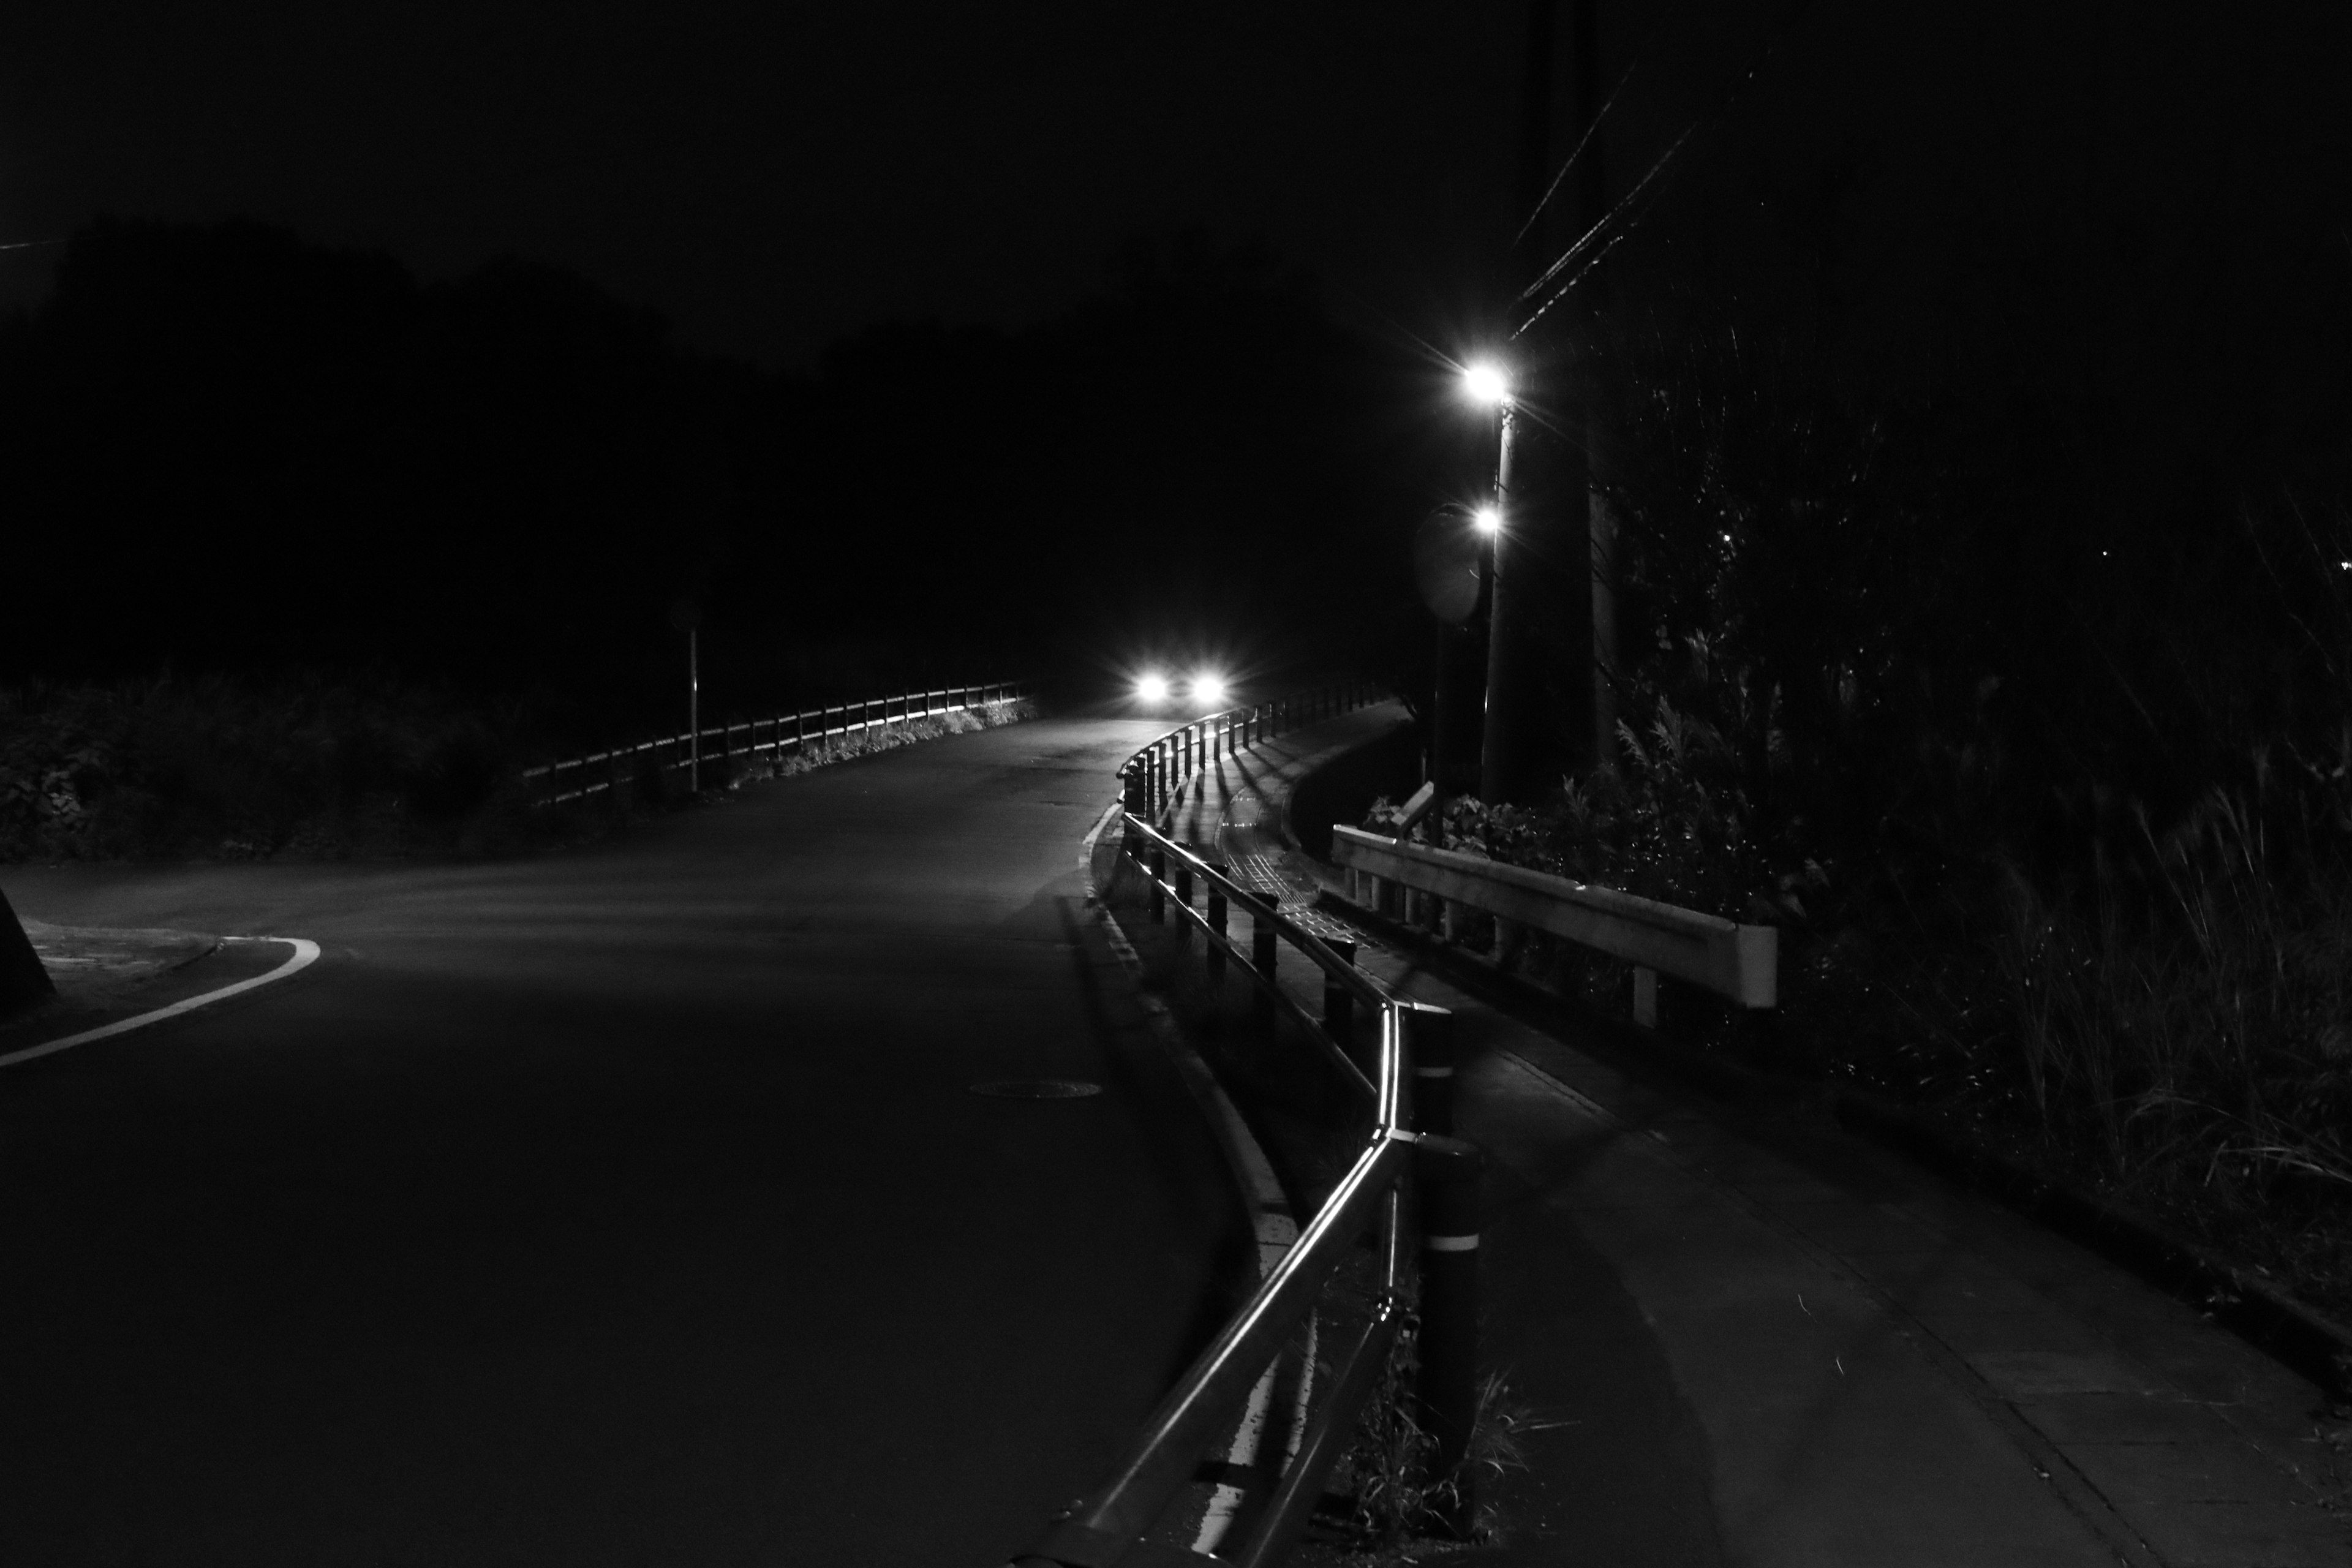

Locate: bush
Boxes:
[0,674,540,861]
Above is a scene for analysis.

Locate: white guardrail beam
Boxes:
[1329,824,1778,1010]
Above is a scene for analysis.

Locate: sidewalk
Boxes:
[1145,701,2349,1568]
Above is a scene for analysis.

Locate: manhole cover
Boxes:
[968,1079,1104,1099]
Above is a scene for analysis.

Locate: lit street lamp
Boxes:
[1463,363,1524,804]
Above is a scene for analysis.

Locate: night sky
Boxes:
[11,5,2342,365]
[3,3,1540,366]
[5,1,2347,738]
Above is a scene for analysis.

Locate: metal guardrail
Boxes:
[1120,680,1379,827]
[521,680,1033,807]
[1330,824,1779,1025]
[1016,687,1483,1568]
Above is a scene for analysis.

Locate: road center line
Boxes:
[0,937,322,1069]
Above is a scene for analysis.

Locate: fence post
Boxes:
[1205,870,1228,983]
[1252,913,1278,1023]
[1494,916,1526,972]
[1415,1134,1484,1539]
[1149,848,1167,924]
[1322,938,1357,1045]
[1409,1006,1455,1137]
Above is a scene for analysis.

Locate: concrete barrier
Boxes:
[1329,824,1777,1012]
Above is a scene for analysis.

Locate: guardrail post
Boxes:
[1174,859,1193,940]
[1322,938,1356,1045]
[1493,916,1525,972]
[1149,848,1167,924]
[1252,913,1277,1023]
[1205,870,1228,982]
[1415,1134,1484,1539]
[1409,1006,1455,1137]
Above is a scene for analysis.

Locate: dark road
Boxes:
[0,717,1248,1566]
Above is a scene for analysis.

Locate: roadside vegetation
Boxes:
[0,676,1037,864]
[0,674,542,861]
[1389,300,2352,1322]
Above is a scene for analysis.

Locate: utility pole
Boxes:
[1574,0,1619,769]
[1480,0,1614,804]
[1483,0,1597,804]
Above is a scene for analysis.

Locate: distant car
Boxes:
[1133,670,1229,709]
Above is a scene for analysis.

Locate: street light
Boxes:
[1462,361,1511,408]
[1136,671,1170,703]
[1192,672,1228,708]
[1464,360,1523,803]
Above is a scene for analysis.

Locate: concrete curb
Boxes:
[1835,1091,2352,1404]
[1081,805,1322,1558]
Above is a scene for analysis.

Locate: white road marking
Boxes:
[0,937,321,1069]
[1077,796,1130,876]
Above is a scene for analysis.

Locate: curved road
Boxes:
[0,717,1246,1566]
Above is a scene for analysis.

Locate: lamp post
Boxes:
[1461,364,1522,804]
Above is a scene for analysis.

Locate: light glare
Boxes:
[1463,363,1510,406]
[1473,506,1501,535]
[1136,672,1169,703]
[1193,672,1228,707]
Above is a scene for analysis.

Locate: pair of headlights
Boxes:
[1136,672,1227,707]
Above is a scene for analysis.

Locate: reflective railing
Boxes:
[522,680,1033,806]
[1118,681,1377,828]
[1015,686,1482,1567]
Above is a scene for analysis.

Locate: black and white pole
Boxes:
[1409,1004,1457,1137]
[1415,1134,1484,1539]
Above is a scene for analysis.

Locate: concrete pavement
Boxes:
[1140,701,2350,1567]
[0,715,1251,1566]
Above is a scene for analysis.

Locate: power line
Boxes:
[1512,0,1814,336]
[1511,0,1689,249]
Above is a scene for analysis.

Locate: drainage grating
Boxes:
[968,1079,1104,1099]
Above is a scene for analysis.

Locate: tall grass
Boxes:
[1992,771,2352,1303]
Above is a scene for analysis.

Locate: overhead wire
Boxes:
[1512,0,1815,339]
[1510,0,1690,251]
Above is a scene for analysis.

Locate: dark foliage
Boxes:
[1446,7,2352,1310]
[0,217,1432,744]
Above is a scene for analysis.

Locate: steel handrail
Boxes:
[523,679,1032,806]
[1016,685,1456,1568]
[1117,679,1376,829]
[1018,1129,1414,1566]
[1123,812,1392,1069]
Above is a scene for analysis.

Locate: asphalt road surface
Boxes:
[0,717,1250,1566]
